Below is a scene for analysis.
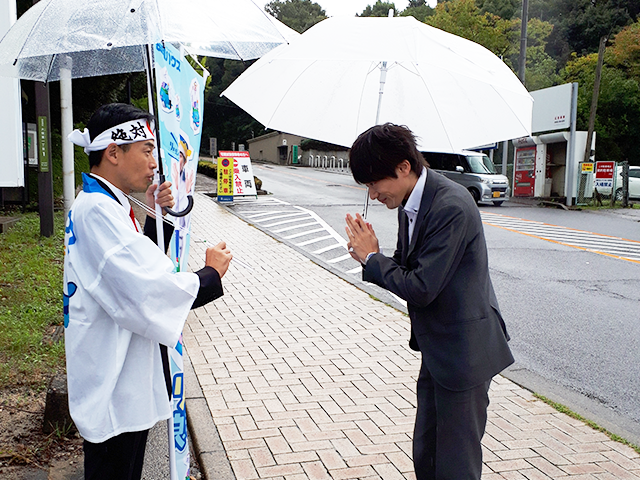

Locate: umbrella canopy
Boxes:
[0,0,296,82]
[222,16,533,152]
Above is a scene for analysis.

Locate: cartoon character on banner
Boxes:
[190,78,201,135]
[171,133,195,260]
[175,94,181,123]
[158,68,175,114]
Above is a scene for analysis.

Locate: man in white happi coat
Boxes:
[64,103,232,480]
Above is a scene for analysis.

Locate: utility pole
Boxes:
[35,81,54,237]
[583,35,607,165]
[33,0,54,237]
[518,0,529,84]
[501,0,530,181]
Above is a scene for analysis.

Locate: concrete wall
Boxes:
[248,132,304,165]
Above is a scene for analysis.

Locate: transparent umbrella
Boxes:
[0,0,296,82]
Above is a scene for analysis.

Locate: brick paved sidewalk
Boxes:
[184,193,640,480]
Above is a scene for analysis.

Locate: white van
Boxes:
[421,150,510,206]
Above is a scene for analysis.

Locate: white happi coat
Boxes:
[63,173,199,443]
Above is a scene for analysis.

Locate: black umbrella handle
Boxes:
[158,173,194,217]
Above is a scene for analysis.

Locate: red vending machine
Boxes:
[514,146,536,197]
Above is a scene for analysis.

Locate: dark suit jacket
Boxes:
[364,170,514,391]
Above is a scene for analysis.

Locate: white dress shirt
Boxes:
[404,167,428,243]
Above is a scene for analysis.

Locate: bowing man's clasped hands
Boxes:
[345,213,379,264]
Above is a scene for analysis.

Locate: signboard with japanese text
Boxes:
[595,161,615,190]
[217,156,234,202]
[531,83,573,134]
[581,162,594,174]
[38,116,49,173]
[218,150,257,197]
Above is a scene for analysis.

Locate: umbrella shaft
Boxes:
[375,61,388,125]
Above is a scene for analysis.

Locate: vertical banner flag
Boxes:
[218,150,258,197]
[155,42,205,480]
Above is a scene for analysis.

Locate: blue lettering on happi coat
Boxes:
[63,283,77,328]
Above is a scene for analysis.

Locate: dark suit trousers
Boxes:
[83,429,149,480]
[413,357,491,480]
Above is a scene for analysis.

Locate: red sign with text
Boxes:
[595,161,614,179]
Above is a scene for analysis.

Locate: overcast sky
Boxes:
[266,1,438,18]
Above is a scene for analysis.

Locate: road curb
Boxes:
[184,351,235,480]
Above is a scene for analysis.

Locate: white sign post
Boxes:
[0,2,23,188]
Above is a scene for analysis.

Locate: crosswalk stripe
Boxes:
[296,235,335,247]
[481,212,640,264]
[283,228,327,240]
[313,243,345,254]
[273,221,320,233]
[255,212,308,223]
[244,210,286,218]
[327,253,353,264]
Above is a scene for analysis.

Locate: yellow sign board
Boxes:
[581,162,594,173]
[217,157,234,203]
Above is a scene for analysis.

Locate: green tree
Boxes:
[201,58,268,152]
[608,19,640,82]
[528,0,639,67]
[505,17,559,90]
[523,44,560,90]
[265,0,327,33]
[359,1,398,17]
[400,0,434,21]
[563,52,640,165]
[476,0,520,20]
[425,0,512,57]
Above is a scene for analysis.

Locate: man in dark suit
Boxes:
[345,123,513,480]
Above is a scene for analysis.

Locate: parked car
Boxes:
[596,166,640,200]
[615,166,640,201]
[421,150,510,206]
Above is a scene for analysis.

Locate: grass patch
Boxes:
[534,393,640,455]
[0,211,66,388]
[578,198,640,210]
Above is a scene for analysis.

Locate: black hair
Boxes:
[349,123,426,184]
[86,103,155,169]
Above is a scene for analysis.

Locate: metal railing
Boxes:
[307,154,350,173]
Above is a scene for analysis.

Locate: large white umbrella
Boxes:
[0,0,296,82]
[222,16,532,152]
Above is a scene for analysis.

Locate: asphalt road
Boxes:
[245,163,640,446]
